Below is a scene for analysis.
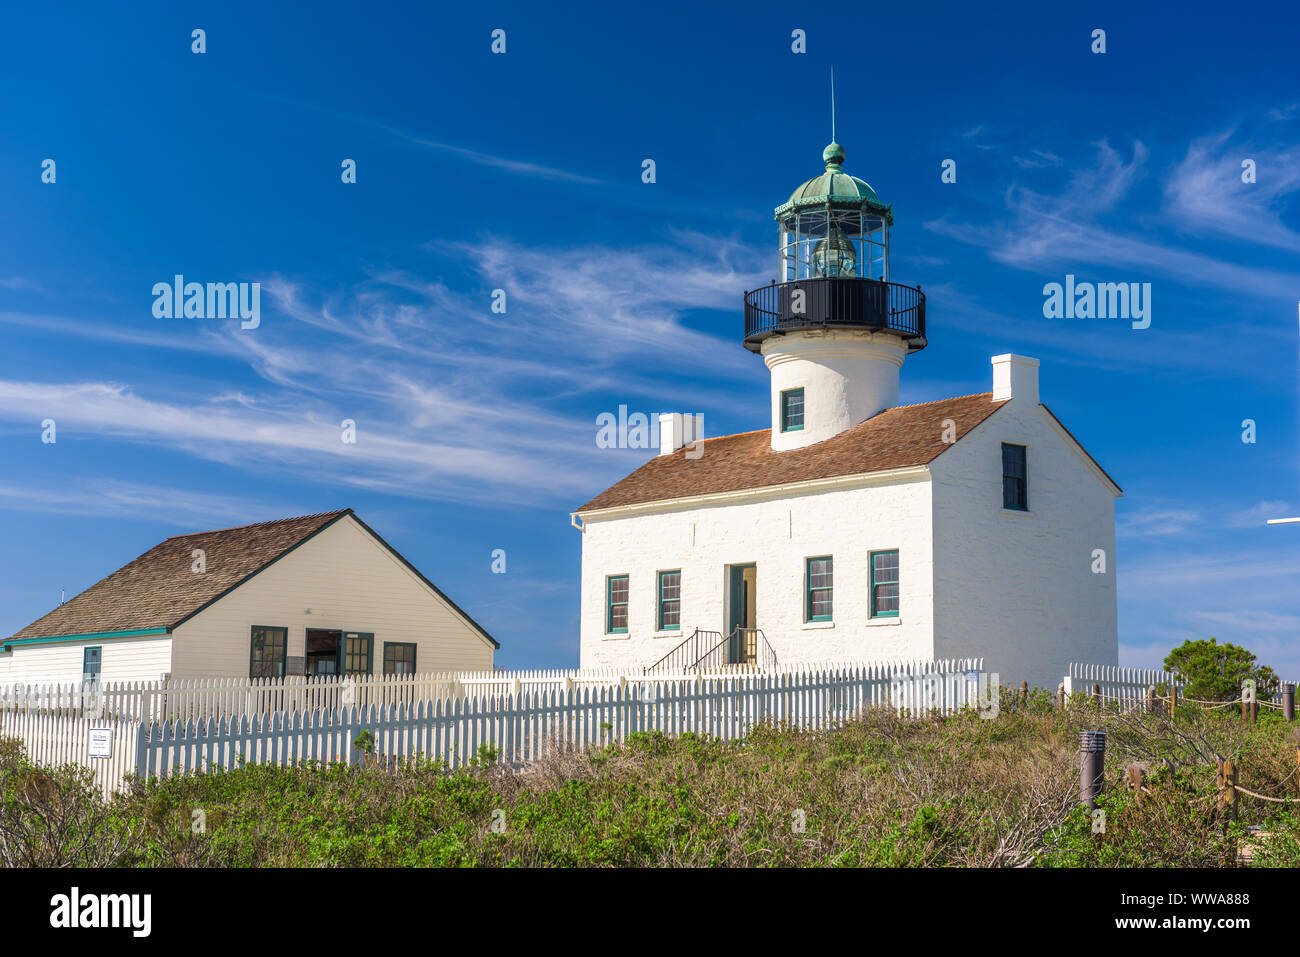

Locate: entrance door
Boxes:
[305,629,342,676]
[727,564,757,663]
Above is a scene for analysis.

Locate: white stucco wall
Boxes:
[578,472,936,671]
[929,399,1119,692]
[763,330,906,451]
[171,516,495,678]
[0,634,173,685]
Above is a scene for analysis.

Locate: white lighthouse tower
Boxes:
[743,141,926,451]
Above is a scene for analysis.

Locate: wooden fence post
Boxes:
[1218,757,1238,819]
[1170,685,1178,716]
[1020,681,1028,707]
[1057,683,1065,710]
[1284,683,1295,722]
[1092,682,1101,711]
[1146,686,1157,714]
[1126,764,1145,805]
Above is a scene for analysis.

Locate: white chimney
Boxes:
[658,412,703,456]
[991,354,1039,404]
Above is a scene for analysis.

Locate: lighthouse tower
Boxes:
[743,142,926,451]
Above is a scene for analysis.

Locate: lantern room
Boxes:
[776,143,891,281]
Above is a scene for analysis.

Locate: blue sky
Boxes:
[1,2,1298,676]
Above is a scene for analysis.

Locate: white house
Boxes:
[572,141,1120,691]
[0,509,497,684]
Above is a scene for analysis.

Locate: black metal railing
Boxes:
[644,627,779,675]
[644,628,727,675]
[743,277,926,352]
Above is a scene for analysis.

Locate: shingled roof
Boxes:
[578,393,1009,512]
[9,510,354,641]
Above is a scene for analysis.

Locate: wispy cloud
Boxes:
[924,136,1300,303]
[0,234,773,513]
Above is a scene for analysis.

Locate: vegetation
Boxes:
[3,687,1300,867]
[1163,637,1279,702]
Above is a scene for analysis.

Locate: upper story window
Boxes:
[383,641,417,676]
[606,575,630,633]
[805,556,833,621]
[870,550,900,618]
[781,388,805,432]
[657,570,681,631]
[1002,443,1028,510]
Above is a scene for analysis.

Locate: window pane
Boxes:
[1002,444,1027,508]
[783,389,805,431]
[807,557,832,618]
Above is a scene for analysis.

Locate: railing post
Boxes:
[1285,683,1295,721]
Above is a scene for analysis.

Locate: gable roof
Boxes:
[7,509,499,649]
[577,393,1008,513]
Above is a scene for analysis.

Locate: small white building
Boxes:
[572,141,1120,691]
[1,509,496,684]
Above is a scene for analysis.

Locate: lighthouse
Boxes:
[744,142,926,451]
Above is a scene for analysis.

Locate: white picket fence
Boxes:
[0,659,987,797]
[0,659,982,723]
[0,708,137,798]
[1063,662,1184,710]
[138,662,991,782]
[1064,662,1299,709]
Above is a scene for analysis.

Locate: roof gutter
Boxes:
[3,626,171,651]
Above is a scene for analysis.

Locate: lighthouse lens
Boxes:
[811,227,857,277]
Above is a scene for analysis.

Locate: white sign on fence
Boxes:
[87,727,113,758]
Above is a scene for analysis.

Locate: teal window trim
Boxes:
[781,388,805,433]
[82,646,102,681]
[805,556,833,622]
[869,549,900,618]
[657,570,681,631]
[382,641,417,676]
[249,625,288,679]
[606,575,630,634]
[343,632,374,676]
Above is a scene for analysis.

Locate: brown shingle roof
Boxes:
[578,393,1009,512]
[9,510,352,640]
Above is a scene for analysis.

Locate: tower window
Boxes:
[606,575,629,633]
[657,570,681,631]
[781,388,805,432]
[805,556,833,621]
[1002,443,1028,510]
[870,550,899,618]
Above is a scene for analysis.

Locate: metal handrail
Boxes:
[742,276,926,352]
[646,626,779,674]
[643,628,727,675]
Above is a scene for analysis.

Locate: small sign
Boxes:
[87,727,113,759]
[966,670,979,682]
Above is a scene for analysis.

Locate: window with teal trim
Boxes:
[781,388,805,432]
[870,550,900,618]
[82,646,102,682]
[806,556,833,621]
[657,570,681,630]
[607,575,629,633]
[249,626,287,679]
